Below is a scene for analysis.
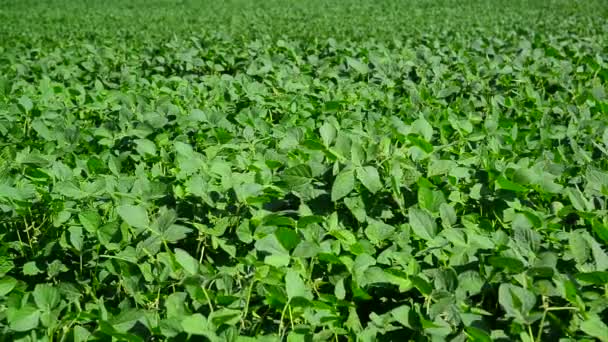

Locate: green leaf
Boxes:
[364,219,395,245]
[282,164,312,188]
[569,232,590,265]
[69,226,84,252]
[33,284,60,310]
[489,256,525,274]
[98,221,120,247]
[331,169,355,202]
[135,138,157,156]
[498,284,537,323]
[566,187,591,212]
[580,315,608,342]
[465,327,492,342]
[7,305,40,332]
[98,320,144,342]
[346,57,368,74]
[592,219,608,243]
[334,278,346,300]
[412,117,433,141]
[174,248,199,275]
[439,203,457,227]
[181,314,215,337]
[117,204,149,229]
[55,181,86,199]
[209,308,241,326]
[165,292,188,319]
[255,234,290,267]
[0,276,17,296]
[356,166,382,194]
[23,261,42,276]
[410,276,432,296]
[407,135,434,154]
[418,186,446,213]
[320,122,337,146]
[391,305,417,329]
[275,227,301,251]
[79,211,101,233]
[496,176,527,192]
[236,220,253,243]
[163,224,192,243]
[344,196,367,222]
[255,234,289,256]
[73,326,91,342]
[575,271,608,285]
[408,208,437,240]
[18,96,33,112]
[287,332,309,342]
[285,269,312,300]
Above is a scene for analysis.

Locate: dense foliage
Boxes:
[1,0,608,341]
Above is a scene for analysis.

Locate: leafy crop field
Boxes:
[1,0,608,341]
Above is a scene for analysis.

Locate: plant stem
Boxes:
[278,301,290,340]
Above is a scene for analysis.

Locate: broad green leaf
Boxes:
[439,203,457,227]
[418,186,446,213]
[23,261,42,276]
[346,57,368,74]
[73,326,91,342]
[364,219,395,244]
[351,141,365,166]
[334,278,346,300]
[408,208,437,240]
[575,271,608,285]
[255,234,289,256]
[285,269,312,300]
[569,232,590,265]
[566,187,591,212]
[275,227,301,251]
[236,220,252,243]
[69,226,84,252]
[496,176,527,192]
[209,308,241,326]
[7,305,40,332]
[0,276,17,296]
[165,292,188,319]
[18,96,33,112]
[412,117,433,141]
[33,284,60,310]
[174,248,199,275]
[55,181,86,199]
[79,211,101,233]
[344,196,367,222]
[181,314,214,337]
[356,166,382,194]
[592,219,608,244]
[331,169,355,201]
[107,308,144,333]
[135,139,157,156]
[163,224,192,243]
[407,135,434,154]
[117,205,149,229]
[580,315,608,342]
[320,122,337,146]
[410,275,432,296]
[98,320,144,342]
[465,327,492,342]
[498,284,537,323]
[489,256,525,274]
[391,305,417,329]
